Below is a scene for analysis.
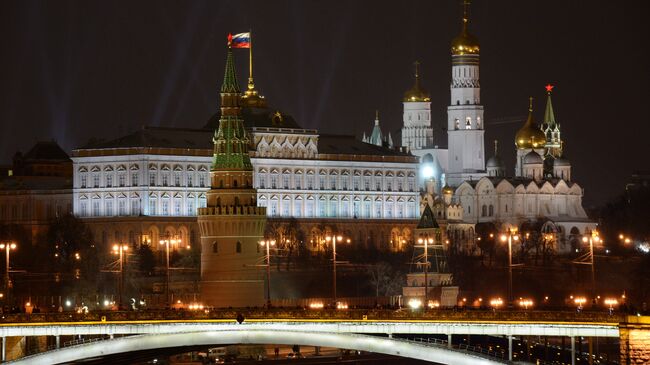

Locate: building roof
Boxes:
[204,106,302,130]
[318,134,410,157]
[77,127,212,150]
[417,204,440,229]
[21,141,70,161]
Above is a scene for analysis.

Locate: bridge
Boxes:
[0,309,647,364]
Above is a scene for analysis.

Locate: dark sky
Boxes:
[1,1,648,206]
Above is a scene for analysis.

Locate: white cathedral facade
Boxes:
[363,5,593,253]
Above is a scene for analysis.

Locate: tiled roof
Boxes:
[22,141,70,161]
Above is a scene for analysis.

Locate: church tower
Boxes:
[198,46,266,308]
[402,61,433,151]
[446,0,486,186]
[541,84,562,158]
[515,97,546,177]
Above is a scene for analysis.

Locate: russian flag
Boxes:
[228,32,250,48]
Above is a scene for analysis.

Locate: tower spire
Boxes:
[543,84,556,126]
[213,45,252,170]
[494,139,498,156]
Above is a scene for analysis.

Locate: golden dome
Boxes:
[451,18,480,55]
[515,97,546,149]
[403,61,430,102]
[442,185,454,194]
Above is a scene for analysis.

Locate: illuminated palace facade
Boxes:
[71,68,420,252]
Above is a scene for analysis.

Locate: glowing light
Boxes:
[490,298,503,308]
[545,84,554,93]
[336,302,348,310]
[309,302,324,309]
[408,298,422,310]
[518,298,533,309]
[428,300,440,309]
[422,166,434,179]
[604,298,618,307]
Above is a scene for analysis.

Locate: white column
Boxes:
[2,336,5,362]
[508,335,513,361]
[571,336,576,365]
[55,335,60,349]
[447,334,452,349]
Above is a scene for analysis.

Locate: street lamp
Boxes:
[159,235,181,307]
[111,244,128,307]
[581,230,600,302]
[500,229,519,306]
[259,239,276,307]
[0,242,17,290]
[417,235,434,309]
[326,235,344,305]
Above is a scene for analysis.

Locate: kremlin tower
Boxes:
[446,0,486,186]
[197,46,267,308]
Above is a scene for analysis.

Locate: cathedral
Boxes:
[363,2,593,254]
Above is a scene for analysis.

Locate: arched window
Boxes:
[236,241,242,253]
[455,119,460,130]
[212,241,218,253]
[481,205,487,217]
[489,204,494,216]
[233,179,238,187]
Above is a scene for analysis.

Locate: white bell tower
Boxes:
[446,0,486,186]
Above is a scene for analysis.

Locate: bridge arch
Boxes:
[11,330,504,365]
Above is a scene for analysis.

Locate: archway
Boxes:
[14,330,503,365]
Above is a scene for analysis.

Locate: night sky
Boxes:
[1,1,648,206]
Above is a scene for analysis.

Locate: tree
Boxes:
[137,245,156,276]
[366,262,404,298]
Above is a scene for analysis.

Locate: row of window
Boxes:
[258,198,418,219]
[78,197,207,217]
[79,172,207,189]
[257,174,416,192]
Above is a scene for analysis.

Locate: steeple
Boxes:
[212,48,253,170]
[404,61,431,102]
[542,84,562,157]
[543,84,556,127]
[451,0,480,56]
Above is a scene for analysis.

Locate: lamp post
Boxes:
[500,229,519,306]
[112,244,128,307]
[259,239,276,307]
[159,236,181,307]
[0,242,17,291]
[326,235,344,305]
[582,230,600,302]
[417,235,434,308]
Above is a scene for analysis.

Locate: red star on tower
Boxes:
[545,84,554,93]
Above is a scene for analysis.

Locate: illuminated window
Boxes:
[150,173,156,186]
[106,175,113,187]
[466,118,472,129]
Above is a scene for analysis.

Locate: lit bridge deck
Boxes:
[0,310,627,364]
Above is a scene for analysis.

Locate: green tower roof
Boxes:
[211,48,253,171]
[543,88,556,127]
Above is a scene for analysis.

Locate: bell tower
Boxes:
[446,0,486,186]
[198,45,266,308]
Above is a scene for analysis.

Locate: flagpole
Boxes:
[248,29,254,90]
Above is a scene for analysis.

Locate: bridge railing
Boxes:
[399,336,507,363]
[0,309,625,324]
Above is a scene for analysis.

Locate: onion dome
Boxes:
[554,155,571,167]
[442,185,454,194]
[523,150,543,165]
[487,140,505,168]
[403,61,430,102]
[487,155,505,169]
[451,1,480,55]
[515,97,546,149]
